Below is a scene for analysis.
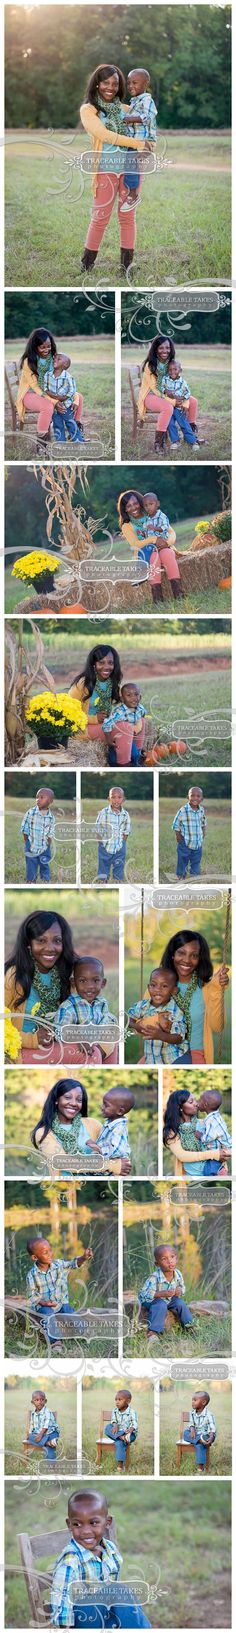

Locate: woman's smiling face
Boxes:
[126,494,143,518]
[37,338,52,357]
[57,1086,83,1120]
[30,919,63,971]
[173,939,200,981]
[157,340,171,362]
[182,1094,199,1119]
[95,650,114,679]
[98,71,119,100]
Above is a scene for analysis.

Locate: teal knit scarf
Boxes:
[97,93,125,135]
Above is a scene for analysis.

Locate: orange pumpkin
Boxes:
[176,739,187,755]
[59,603,87,615]
[168,740,178,753]
[218,577,232,591]
[158,743,170,759]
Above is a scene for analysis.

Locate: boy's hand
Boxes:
[78,1248,93,1263]
[120,1159,131,1174]
[96,711,106,723]
[37,1023,52,1048]
[189,1427,195,1440]
[175,830,183,843]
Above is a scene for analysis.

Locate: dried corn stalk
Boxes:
[33,464,106,562]
[5,618,56,763]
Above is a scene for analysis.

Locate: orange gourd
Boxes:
[218,577,232,591]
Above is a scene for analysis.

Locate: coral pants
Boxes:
[85,172,141,252]
[23,391,83,432]
[144,392,198,434]
[149,546,180,585]
[87,717,145,765]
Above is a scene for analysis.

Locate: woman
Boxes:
[5,909,74,1062]
[161,930,229,1064]
[32,1076,126,1176]
[16,327,72,452]
[163,1087,227,1176]
[69,641,127,762]
[80,64,146,273]
[117,489,182,604]
[138,335,198,454]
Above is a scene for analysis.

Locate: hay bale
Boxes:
[178,540,231,594]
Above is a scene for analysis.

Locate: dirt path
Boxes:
[172,161,230,174]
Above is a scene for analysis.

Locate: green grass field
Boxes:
[122,344,231,464]
[5,130,231,285]
[123,1312,231,1360]
[5,1478,231,1628]
[159,1379,231,1475]
[81,798,153,884]
[5,1376,77,1476]
[5,336,115,461]
[5,794,76,884]
[82,1376,154,1475]
[159,797,231,881]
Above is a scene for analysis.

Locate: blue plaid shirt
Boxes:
[95,806,131,854]
[142,506,170,542]
[96,1116,131,1161]
[172,802,206,849]
[189,1404,216,1440]
[128,995,188,1063]
[163,371,190,403]
[196,1112,231,1150]
[103,702,145,731]
[26,1257,78,1308]
[139,1265,185,1304]
[21,805,55,855]
[30,1404,57,1434]
[51,1534,122,1626]
[55,994,116,1031]
[44,366,76,409]
[125,92,157,142]
[111,1404,138,1435]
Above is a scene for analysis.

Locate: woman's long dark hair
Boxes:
[84,63,125,105]
[31,1077,88,1148]
[142,333,175,375]
[5,910,74,1005]
[73,644,122,701]
[161,930,213,987]
[163,1088,191,1146]
[119,491,145,526]
[20,327,57,378]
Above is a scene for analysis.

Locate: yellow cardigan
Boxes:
[69,677,91,717]
[80,102,145,194]
[34,1122,125,1177]
[142,971,226,1065]
[16,361,49,423]
[137,363,172,423]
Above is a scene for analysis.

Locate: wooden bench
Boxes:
[22,1408,58,1467]
[17,1521,117,1625]
[176,1409,211,1470]
[5,360,52,447]
[96,1406,131,1470]
[124,1290,228,1329]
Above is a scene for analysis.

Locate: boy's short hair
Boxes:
[27,1237,40,1256]
[74,956,104,974]
[128,67,150,84]
[68,1490,108,1517]
[116,1387,131,1401]
[154,1242,175,1262]
[36,787,54,799]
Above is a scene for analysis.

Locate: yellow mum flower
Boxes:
[25,692,87,735]
[4,1011,22,1061]
[12,552,60,582]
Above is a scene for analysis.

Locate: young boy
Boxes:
[128,966,190,1064]
[51,1489,151,1626]
[196,1087,232,1174]
[55,957,118,1063]
[26,1236,93,1343]
[105,1387,138,1470]
[139,1243,193,1337]
[44,354,85,443]
[102,684,146,766]
[172,785,207,879]
[94,1085,134,1171]
[27,1388,60,1463]
[21,786,55,882]
[182,1390,216,1470]
[163,360,200,447]
[95,786,131,883]
[121,68,157,211]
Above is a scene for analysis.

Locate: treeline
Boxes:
[5,5,231,129]
[5,464,230,565]
[82,772,152,801]
[159,771,231,800]
[5,292,115,341]
[5,772,76,800]
[122,298,231,347]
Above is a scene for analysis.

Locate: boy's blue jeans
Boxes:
[35,1301,74,1343]
[183,1427,216,1466]
[176,838,202,878]
[98,840,126,882]
[124,159,141,192]
[52,406,81,442]
[168,407,196,445]
[203,1157,222,1175]
[73,1604,151,1627]
[144,1294,193,1334]
[27,1426,60,1462]
[25,844,51,882]
[105,1423,136,1463]
[107,742,141,766]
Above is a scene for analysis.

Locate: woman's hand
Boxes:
[120,1159,131,1175]
[218,964,229,988]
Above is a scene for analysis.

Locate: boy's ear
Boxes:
[106,1514,113,1533]
[102,977,107,988]
[66,1517,70,1531]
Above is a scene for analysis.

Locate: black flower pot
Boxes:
[33,571,55,595]
[36,730,69,750]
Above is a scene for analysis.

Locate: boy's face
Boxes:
[36,790,53,810]
[148,969,175,1007]
[121,685,140,709]
[31,1239,53,1268]
[128,70,149,96]
[67,1495,111,1549]
[188,787,203,809]
[109,788,124,811]
[155,1247,177,1275]
[115,1390,131,1410]
[143,494,159,517]
[168,362,180,380]
[74,961,105,1001]
[197,1091,220,1113]
[192,1392,208,1412]
[102,1089,130,1120]
[32,1392,46,1409]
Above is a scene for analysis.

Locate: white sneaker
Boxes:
[120,196,139,213]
